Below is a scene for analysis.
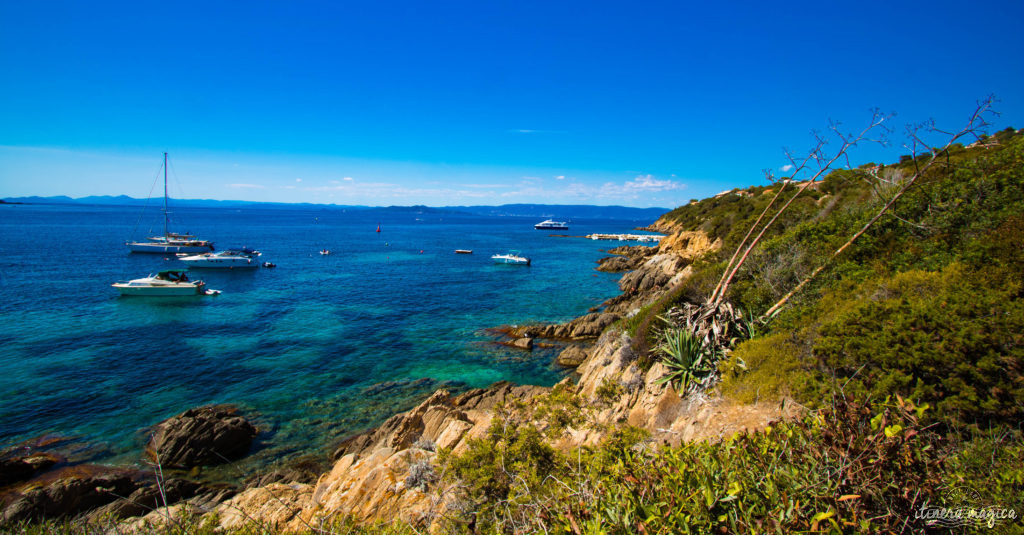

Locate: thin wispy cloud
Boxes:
[497,174,685,206]
[228,183,266,189]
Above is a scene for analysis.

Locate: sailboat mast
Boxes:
[163,152,169,238]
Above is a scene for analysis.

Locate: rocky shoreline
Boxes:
[2,223,789,531]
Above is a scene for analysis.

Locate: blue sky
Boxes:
[1,1,1022,208]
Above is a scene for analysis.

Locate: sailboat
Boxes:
[126,153,215,254]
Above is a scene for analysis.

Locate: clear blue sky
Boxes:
[1,1,1021,207]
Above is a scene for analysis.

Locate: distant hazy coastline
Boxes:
[0,196,668,220]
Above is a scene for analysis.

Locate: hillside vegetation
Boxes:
[429,126,1024,533]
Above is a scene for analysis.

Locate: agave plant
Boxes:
[653,327,718,393]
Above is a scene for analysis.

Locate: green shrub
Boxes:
[810,264,1024,427]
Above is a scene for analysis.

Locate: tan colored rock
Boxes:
[510,337,534,350]
[212,482,313,532]
[555,345,589,368]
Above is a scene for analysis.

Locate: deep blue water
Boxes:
[0,203,654,469]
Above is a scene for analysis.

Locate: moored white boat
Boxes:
[534,219,569,230]
[112,270,218,296]
[492,250,531,265]
[178,249,259,268]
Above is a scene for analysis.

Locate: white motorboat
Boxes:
[178,250,258,269]
[492,250,531,265]
[112,270,219,296]
[126,153,215,254]
[534,219,569,230]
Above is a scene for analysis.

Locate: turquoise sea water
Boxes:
[0,203,655,470]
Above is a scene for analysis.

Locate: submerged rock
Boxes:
[145,405,257,469]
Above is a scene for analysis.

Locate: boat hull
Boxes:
[534,224,569,230]
[128,242,214,254]
[182,259,257,268]
[112,282,205,296]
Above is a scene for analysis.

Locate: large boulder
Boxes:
[146,405,257,469]
[510,337,534,350]
[556,345,589,368]
[2,467,138,523]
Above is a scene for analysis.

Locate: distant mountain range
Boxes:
[1,196,669,221]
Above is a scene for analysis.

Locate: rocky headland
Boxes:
[2,212,806,532]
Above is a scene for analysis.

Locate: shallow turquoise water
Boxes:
[0,203,655,467]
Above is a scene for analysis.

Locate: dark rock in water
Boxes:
[1,466,138,522]
[596,256,636,272]
[0,452,59,487]
[146,405,257,469]
[556,345,589,368]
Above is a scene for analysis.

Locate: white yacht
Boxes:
[112,270,219,296]
[534,219,569,230]
[492,250,531,265]
[178,249,259,269]
[126,153,215,254]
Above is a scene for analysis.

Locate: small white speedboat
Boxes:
[492,250,531,265]
[112,270,219,296]
[178,249,258,269]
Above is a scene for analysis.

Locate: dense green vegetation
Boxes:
[434,128,1024,533]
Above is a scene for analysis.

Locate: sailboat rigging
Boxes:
[126,153,215,254]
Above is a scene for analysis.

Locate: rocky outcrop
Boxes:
[596,245,659,272]
[513,312,621,340]
[658,230,722,260]
[555,345,589,368]
[146,405,257,469]
[334,382,547,460]
[510,336,534,350]
[618,253,689,294]
[2,466,138,523]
